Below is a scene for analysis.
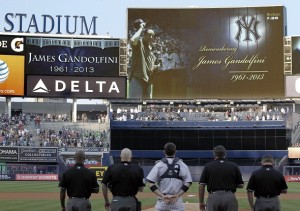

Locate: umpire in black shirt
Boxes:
[101,148,145,211]
[199,145,244,211]
[58,150,99,211]
[247,155,288,211]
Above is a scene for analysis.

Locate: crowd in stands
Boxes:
[291,143,300,147]
[112,104,291,122]
[0,112,109,149]
[0,104,292,148]
[0,113,35,146]
[36,127,109,148]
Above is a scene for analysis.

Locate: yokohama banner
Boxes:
[0,147,18,162]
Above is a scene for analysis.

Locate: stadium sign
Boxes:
[3,13,97,35]
[26,75,126,99]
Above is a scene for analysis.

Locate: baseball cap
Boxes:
[133,19,146,29]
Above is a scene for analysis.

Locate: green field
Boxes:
[0,181,299,211]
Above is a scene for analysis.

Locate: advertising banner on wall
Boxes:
[0,174,15,181]
[18,147,58,162]
[26,75,126,99]
[127,6,286,100]
[285,75,300,97]
[25,36,120,76]
[90,166,107,181]
[0,147,18,162]
[0,35,25,96]
[16,174,58,181]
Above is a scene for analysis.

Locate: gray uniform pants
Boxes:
[254,196,280,211]
[67,198,91,211]
[206,191,238,211]
[111,196,137,211]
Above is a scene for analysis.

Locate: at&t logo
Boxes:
[0,60,9,83]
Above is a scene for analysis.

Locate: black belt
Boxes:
[113,195,135,197]
[257,195,277,198]
[69,197,88,200]
[210,190,234,194]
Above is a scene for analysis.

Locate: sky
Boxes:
[1,0,298,104]
[1,0,299,37]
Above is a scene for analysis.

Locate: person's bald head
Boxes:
[146,29,155,36]
[144,29,155,44]
[120,148,132,162]
[75,150,85,164]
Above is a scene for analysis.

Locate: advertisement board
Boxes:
[0,174,15,181]
[0,147,18,162]
[26,75,126,98]
[285,75,300,97]
[90,166,107,181]
[127,6,286,100]
[15,174,58,181]
[288,147,300,159]
[285,175,300,182]
[18,147,58,162]
[25,36,120,76]
[0,35,25,96]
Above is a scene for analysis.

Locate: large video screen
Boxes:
[127,6,286,100]
[292,36,300,74]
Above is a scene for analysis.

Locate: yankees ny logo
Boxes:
[235,16,261,42]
